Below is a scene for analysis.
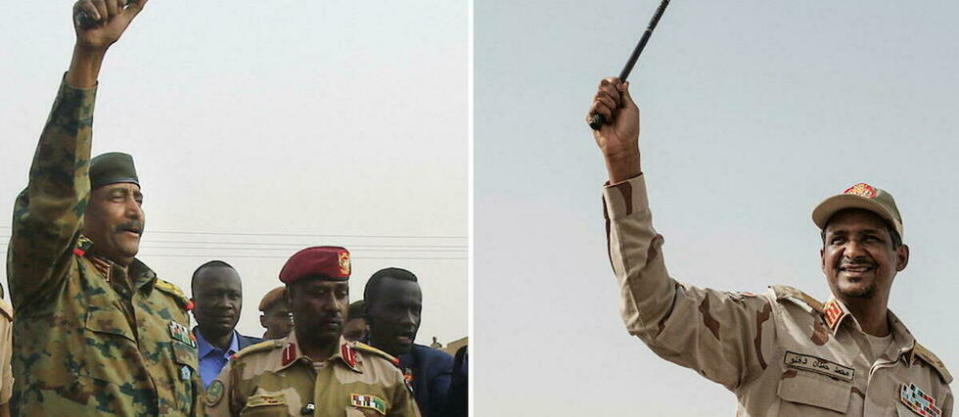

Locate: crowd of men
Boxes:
[2,0,467,416]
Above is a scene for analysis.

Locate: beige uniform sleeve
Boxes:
[603,175,777,390]
[203,361,236,417]
[388,371,421,417]
[0,313,11,405]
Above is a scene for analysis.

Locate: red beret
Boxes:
[279,246,351,283]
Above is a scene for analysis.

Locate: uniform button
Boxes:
[300,403,316,415]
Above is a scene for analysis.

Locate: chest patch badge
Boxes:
[169,321,195,348]
[900,383,941,417]
[350,394,387,416]
[783,351,854,382]
[205,380,224,407]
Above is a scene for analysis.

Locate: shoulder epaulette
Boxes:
[0,299,12,321]
[154,279,193,311]
[353,342,400,366]
[914,342,953,384]
[770,285,824,313]
[232,339,284,361]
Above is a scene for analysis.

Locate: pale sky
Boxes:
[477,1,959,415]
[0,0,467,344]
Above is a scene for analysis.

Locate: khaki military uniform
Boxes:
[205,331,420,417]
[7,80,201,416]
[0,299,13,406]
[603,175,953,416]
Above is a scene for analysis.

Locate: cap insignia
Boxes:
[843,183,877,199]
[338,251,351,276]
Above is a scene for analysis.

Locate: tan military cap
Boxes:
[812,182,903,237]
[258,286,287,312]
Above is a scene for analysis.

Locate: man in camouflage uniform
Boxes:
[589,78,952,416]
[6,1,200,415]
[205,247,420,417]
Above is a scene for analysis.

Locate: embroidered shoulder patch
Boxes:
[205,380,224,407]
[350,394,387,416]
[783,351,854,382]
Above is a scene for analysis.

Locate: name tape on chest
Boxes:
[784,351,854,382]
[900,383,942,417]
[350,394,387,416]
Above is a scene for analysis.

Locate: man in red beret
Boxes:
[205,246,420,417]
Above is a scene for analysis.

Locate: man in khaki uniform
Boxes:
[259,286,293,340]
[205,246,420,417]
[6,1,200,415]
[0,297,12,417]
[588,78,952,416]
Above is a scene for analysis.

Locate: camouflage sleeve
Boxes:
[203,361,234,417]
[7,77,97,309]
[603,175,777,390]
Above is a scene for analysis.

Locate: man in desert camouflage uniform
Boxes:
[588,78,952,416]
[205,246,420,417]
[6,1,200,415]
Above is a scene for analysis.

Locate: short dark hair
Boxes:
[190,260,236,294]
[348,300,365,320]
[363,267,418,306]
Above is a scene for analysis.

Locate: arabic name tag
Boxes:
[783,351,854,382]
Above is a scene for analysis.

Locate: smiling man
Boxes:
[6,2,201,415]
[189,261,261,388]
[365,268,453,417]
[590,78,952,416]
[206,247,420,417]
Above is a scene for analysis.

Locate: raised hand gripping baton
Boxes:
[589,0,671,130]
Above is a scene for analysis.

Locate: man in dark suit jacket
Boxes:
[364,268,453,417]
[190,261,263,387]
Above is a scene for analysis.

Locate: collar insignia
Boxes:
[823,299,845,331]
[341,344,358,369]
[282,342,298,366]
[900,383,941,417]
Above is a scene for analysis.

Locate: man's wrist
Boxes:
[65,45,106,89]
[604,151,642,184]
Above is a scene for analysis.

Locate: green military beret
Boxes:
[90,152,139,190]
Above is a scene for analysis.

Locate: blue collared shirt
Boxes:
[195,329,239,388]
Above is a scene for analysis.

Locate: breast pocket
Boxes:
[240,394,290,417]
[83,308,138,380]
[777,371,852,416]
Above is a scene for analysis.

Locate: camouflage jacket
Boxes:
[205,331,421,417]
[7,79,201,416]
[603,174,953,416]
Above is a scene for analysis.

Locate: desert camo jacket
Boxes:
[205,331,421,417]
[602,174,952,417]
[6,79,201,416]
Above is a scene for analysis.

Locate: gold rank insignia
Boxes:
[338,251,351,276]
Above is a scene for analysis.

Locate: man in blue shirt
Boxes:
[364,268,453,417]
[190,260,262,387]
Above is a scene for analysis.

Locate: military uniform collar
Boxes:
[277,331,362,373]
[824,297,918,359]
[76,234,157,289]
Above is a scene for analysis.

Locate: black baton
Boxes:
[589,0,671,130]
